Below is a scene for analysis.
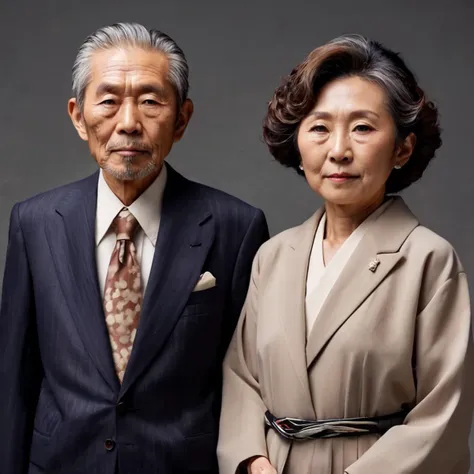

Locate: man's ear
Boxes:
[173,98,194,142]
[68,98,88,141]
[394,132,417,168]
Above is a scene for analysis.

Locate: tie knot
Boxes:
[113,208,139,241]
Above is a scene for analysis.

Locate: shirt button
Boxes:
[104,439,116,451]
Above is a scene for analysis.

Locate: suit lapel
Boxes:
[47,172,120,392]
[305,198,419,368]
[120,166,215,394]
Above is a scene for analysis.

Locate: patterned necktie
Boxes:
[103,208,143,382]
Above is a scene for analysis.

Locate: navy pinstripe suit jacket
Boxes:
[0,163,269,474]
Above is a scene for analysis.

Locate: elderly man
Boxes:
[0,23,268,474]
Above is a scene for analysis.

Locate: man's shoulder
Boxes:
[182,175,263,222]
[14,173,97,219]
[169,169,268,249]
[184,175,253,208]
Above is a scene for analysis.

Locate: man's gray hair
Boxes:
[72,22,189,110]
[327,34,424,135]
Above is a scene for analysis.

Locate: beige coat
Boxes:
[217,198,474,474]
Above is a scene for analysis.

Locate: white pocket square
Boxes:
[192,271,216,292]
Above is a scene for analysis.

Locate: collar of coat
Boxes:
[278,197,419,389]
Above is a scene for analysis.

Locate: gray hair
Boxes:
[263,33,441,193]
[72,22,189,111]
[326,34,424,136]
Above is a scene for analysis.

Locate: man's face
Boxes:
[69,46,192,182]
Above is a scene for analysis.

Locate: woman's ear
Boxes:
[394,132,417,168]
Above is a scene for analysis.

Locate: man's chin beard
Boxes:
[103,160,159,181]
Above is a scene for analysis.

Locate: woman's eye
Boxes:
[354,124,373,132]
[310,125,328,133]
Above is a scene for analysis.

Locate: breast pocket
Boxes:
[182,286,221,317]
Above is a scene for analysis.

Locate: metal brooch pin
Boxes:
[368,258,380,273]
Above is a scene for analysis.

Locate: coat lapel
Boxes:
[120,165,215,395]
[275,209,325,418]
[305,198,419,368]
[47,172,120,392]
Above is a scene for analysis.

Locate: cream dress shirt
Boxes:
[305,199,392,335]
[95,166,167,297]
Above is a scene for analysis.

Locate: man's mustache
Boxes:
[106,141,150,152]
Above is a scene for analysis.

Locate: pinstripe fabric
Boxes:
[0,163,269,474]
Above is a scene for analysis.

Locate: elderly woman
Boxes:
[217,35,474,474]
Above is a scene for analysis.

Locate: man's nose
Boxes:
[116,101,142,135]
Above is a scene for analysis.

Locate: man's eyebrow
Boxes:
[136,83,167,97]
[95,83,122,96]
[94,83,168,97]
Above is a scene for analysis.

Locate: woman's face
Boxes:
[297,76,413,209]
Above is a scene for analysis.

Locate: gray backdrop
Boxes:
[1,0,473,469]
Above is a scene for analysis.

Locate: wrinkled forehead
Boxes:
[79,46,177,108]
[90,46,169,79]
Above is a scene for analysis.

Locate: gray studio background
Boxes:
[1,0,473,468]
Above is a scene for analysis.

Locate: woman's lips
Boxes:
[327,173,358,183]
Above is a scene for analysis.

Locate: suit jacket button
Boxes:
[104,439,116,451]
[116,401,126,415]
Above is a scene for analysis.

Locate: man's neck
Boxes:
[102,168,162,206]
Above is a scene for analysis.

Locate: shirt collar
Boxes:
[95,165,167,247]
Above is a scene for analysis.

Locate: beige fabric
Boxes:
[103,208,143,383]
[217,197,474,474]
[305,200,391,333]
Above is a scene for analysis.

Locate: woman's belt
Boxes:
[265,408,408,440]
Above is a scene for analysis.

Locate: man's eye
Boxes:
[100,99,116,105]
[143,99,158,105]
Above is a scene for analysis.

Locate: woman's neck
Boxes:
[324,195,385,245]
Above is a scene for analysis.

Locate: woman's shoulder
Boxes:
[403,223,465,282]
[255,225,300,265]
[251,212,321,283]
[263,225,301,248]
[381,197,464,278]
[257,213,317,259]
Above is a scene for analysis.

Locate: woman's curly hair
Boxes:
[263,35,442,193]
